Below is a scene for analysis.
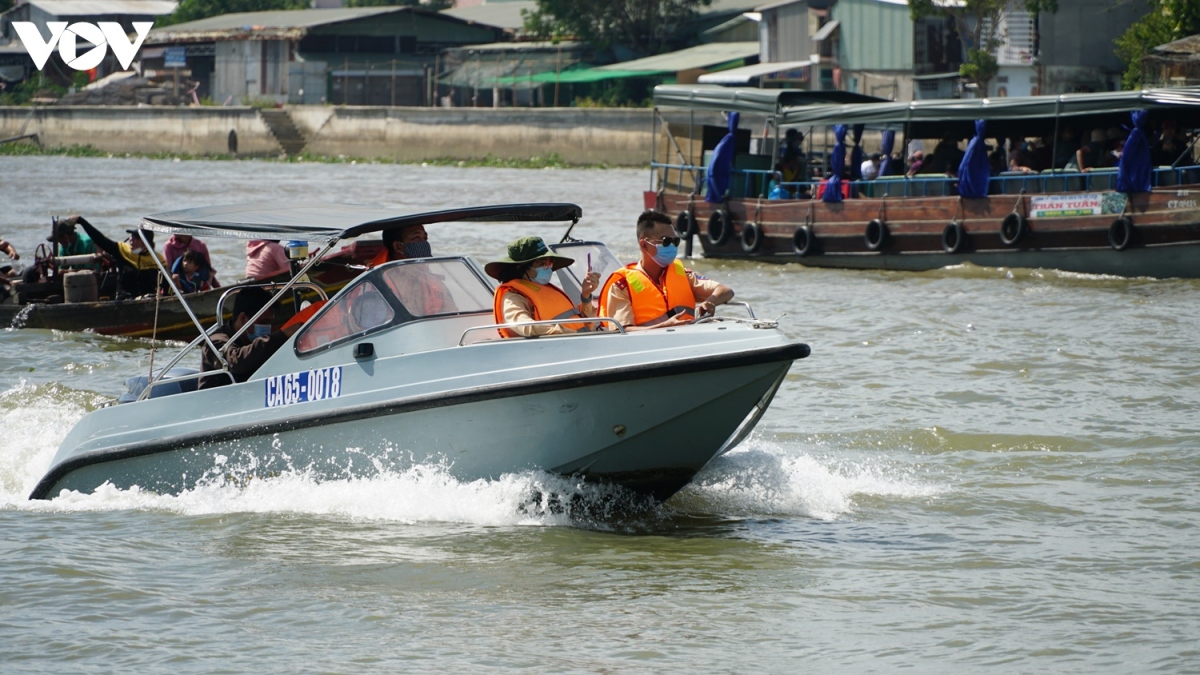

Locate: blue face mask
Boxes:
[652,243,678,267]
[403,241,432,259]
[252,323,272,339]
[531,266,554,285]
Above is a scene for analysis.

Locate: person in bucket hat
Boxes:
[485,236,600,338]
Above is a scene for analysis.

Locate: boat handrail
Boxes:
[719,301,756,319]
[658,160,1200,201]
[135,280,333,402]
[135,366,234,402]
[458,317,626,345]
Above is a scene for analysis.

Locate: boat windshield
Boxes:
[295,257,492,355]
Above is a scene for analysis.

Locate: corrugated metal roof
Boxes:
[147,7,424,42]
[1155,34,1200,55]
[441,1,535,31]
[22,0,176,16]
[654,83,886,113]
[451,40,584,54]
[594,41,758,73]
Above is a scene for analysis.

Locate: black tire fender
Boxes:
[674,211,696,237]
[942,221,965,254]
[740,222,762,253]
[1000,212,1027,246]
[707,210,731,246]
[793,225,815,256]
[865,219,888,251]
[1109,216,1134,250]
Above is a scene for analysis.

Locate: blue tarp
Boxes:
[849,124,865,181]
[705,111,739,203]
[958,119,991,199]
[823,124,847,203]
[879,130,896,176]
[1117,110,1152,193]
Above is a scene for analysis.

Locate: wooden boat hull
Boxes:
[647,189,1200,279]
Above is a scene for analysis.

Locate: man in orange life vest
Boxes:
[369,222,455,315]
[486,236,600,338]
[599,210,733,330]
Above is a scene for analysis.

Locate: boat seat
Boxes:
[1087,168,1118,191]
[118,367,201,404]
[1041,170,1083,193]
[1155,166,1179,187]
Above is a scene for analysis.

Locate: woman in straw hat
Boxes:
[485,236,600,338]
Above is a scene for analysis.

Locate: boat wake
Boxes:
[0,385,942,527]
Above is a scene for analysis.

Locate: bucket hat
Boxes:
[484,236,574,280]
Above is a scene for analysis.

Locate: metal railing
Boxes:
[458,317,625,345]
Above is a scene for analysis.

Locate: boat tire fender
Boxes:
[675,211,696,238]
[1000,212,1027,246]
[707,210,731,246]
[1109,217,1134,251]
[865,219,888,251]
[740,222,762,253]
[793,226,815,256]
[942,221,965,254]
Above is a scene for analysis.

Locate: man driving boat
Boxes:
[370,223,455,315]
[599,210,734,331]
[72,217,165,298]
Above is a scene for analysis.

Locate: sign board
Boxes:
[1030,192,1127,218]
[164,46,186,68]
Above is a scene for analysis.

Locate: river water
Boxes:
[1,156,1198,672]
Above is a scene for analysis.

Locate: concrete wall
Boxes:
[0,106,280,155]
[0,105,657,164]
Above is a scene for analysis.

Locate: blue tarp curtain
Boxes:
[879,130,896,176]
[823,124,847,203]
[957,119,991,199]
[1117,110,1151,193]
[849,124,865,181]
[705,111,739,203]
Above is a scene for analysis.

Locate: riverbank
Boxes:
[0,105,665,166]
[0,140,606,169]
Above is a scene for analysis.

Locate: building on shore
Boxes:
[142,7,501,105]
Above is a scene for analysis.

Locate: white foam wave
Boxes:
[0,381,96,504]
[675,438,944,520]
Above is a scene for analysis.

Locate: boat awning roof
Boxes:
[140,203,583,240]
[777,86,1200,127]
[697,59,815,85]
[653,83,887,114]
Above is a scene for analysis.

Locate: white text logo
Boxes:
[13,21,153,71]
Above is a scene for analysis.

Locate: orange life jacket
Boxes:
[371,251,447,315]
[493,279,590,338]
[598,261,696,327]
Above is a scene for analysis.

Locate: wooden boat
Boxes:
[0,239,381,340]
[646,85,1200,278]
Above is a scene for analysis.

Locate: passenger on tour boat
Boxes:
[164,233,212,270]
[245,239,290,280]
[599,210,733,331]
[1008,138,1039,174]
[171,249,219,294]
[48,218,98,270]
[905,150,925,177]
[485,236,599,338]
[75,217,165,298]
[860,152,882,181]
[199,287,299,389]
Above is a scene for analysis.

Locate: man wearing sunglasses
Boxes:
[598,210,733,330]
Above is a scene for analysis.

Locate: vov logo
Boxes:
[13,22,153,71]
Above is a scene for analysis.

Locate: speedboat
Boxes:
[30,203,810,501]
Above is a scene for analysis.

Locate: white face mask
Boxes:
[252,323,272,339]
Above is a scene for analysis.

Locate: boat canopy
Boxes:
[775,86,1200,137]
[653,84,886,115]
[140,203,584,240]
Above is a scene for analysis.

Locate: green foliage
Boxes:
[959,48,998,83]
[0,73,66,106]
[523,0,712,57]
[158,0,310,27]
[1115,0,1200,89]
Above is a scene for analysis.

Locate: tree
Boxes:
[522,0,712,58]
[1115,0,1200,89]
[910,0,1058,95]
[158,0,311,27]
